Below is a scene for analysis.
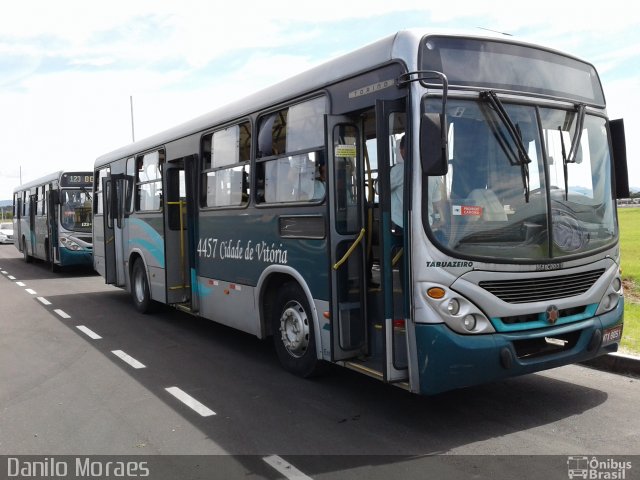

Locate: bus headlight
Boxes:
[462,314,477,331]
[421,283,494,334]
[60,237,82,251]
[447,299,460,315]
[612,277,622,292]
[596,275,622,315]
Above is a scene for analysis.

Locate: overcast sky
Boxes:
[1,0,638,200]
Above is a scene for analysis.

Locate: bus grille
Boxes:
[479,269,605,304]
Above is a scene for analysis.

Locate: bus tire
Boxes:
[22,238,32,263]
[272,282,321,377]
[131,259,155,314]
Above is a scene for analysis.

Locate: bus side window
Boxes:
[201,121,251,208]
[256,97,327,204]
[136,150,164,212]
[94,168,109,215]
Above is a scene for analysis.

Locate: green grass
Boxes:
[622,301,640,354]
[619,208,640,355]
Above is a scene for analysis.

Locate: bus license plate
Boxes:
[602,325,623,345]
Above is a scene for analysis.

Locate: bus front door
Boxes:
[47,189,59,265]
[163,158,191,306]
[327,103,410,384]
[327,116,368,361]
[375,98,410,383]
[102,177,117,284]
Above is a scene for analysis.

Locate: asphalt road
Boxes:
[0,244,638,479]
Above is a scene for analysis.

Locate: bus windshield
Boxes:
[61,189,92,233]
[424,97,617,261]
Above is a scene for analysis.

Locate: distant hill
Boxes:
[0,200,11,207]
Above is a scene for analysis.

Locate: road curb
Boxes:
[581,351,640,377]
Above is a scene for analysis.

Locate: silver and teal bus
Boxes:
[93,30,629,395]
[14,170,94,271]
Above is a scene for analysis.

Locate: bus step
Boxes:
[341,361,384,381]
[174,303,196,315]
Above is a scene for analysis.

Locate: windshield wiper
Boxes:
[567,104,586,164]
[480,91,532,202]
[558,104,586,201]
[80,186,92,201]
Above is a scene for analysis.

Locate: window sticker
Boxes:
[452,205,483,216]
[335,145,357,158]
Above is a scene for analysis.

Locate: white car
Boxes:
[0,222,14,244]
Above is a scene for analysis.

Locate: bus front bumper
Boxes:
[59,248,93,267]
[414,300,623,395]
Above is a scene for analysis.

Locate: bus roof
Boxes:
[95,31,405,168]
[13,170,94,194]
[94,28,593,168]
[13,170,64,194]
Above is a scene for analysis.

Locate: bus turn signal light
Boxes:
[427,287,446,299]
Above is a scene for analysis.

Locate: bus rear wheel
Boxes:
[131,259,155,313]
[272,282,321,377]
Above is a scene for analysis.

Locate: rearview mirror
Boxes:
[420,112,448,176]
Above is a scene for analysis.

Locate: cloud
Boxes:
[1,1,638,199]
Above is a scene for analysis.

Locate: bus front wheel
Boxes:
[272,282,321,377]
[131,260,155,314]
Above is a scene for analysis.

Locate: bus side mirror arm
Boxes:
[420,112,448,176]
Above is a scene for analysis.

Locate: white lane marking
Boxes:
[111,350,146,369]
[25,288,37,295]
[1,271,7,274]
[165,387,216,417]
[37,297,52,305]
[54,309,71,319]
[16,281,25,286]
[262,455,313,480]
[76,325,102,340]
[8,275,15,280]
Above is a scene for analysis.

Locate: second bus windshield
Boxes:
[61,189,92,232]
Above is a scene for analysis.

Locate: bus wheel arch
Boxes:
[260,272,323,377]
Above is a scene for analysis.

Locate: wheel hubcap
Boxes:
[279,301,309,358]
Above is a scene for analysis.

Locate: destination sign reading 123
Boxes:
[61,173,94,187]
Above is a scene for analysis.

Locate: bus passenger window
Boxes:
[256,96,327,205]
[136,150,164,211]
[201,121,251,208]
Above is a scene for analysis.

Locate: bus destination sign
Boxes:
[60,172,94,187]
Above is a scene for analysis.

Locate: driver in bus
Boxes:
[391,135,445,231]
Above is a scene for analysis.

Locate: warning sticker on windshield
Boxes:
[452,205,483,216]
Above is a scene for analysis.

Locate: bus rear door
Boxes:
[163,157,191,306]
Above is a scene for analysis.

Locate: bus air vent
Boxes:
[479,269,605,304]
[512,330,581,359]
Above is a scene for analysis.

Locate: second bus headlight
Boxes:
[60,237,82,251]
